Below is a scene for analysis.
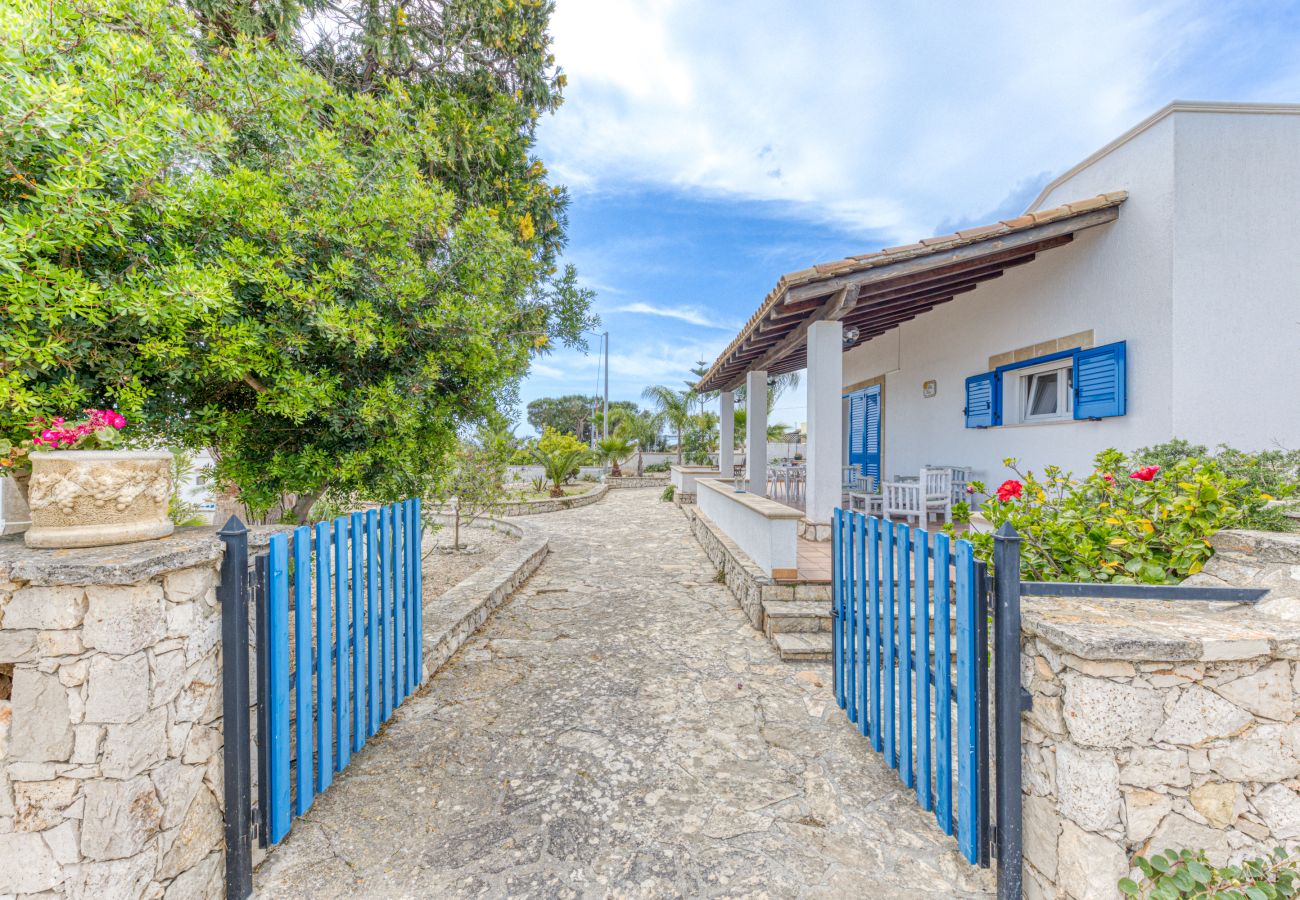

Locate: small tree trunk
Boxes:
[611,460,622,477]
[453,507,460,551]
[291,485,327,525]
[676,428,683,465]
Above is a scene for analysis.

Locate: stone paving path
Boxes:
[253,489,994,898]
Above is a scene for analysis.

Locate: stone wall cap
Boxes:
[28,449,173,461]
[1023,595,1300,662]
[0,528,224,586]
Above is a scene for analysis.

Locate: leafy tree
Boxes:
[527,394,599,441]
[642,385,693,464]
[1,0,594,522]
[432,424,513,551]
[614,410,663,474]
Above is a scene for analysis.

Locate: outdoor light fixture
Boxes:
[843,326,860,344]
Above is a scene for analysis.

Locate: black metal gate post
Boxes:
[218,516,253,900]
[992,522,1024,900]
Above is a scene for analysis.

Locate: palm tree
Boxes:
[642,384,693,465]
[531,445,590,497]
[615,411,663,475]
[594,435,635,477]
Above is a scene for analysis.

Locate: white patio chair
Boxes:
[883,480,924,524]
[846,474,883,517]
[921,467,954,523]
[927,464,973,506]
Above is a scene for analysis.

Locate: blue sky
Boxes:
[516,0,1300,434]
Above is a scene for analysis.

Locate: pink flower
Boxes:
[1130,465,1160,482]
[996,479,1023,502]
[1102,473,1115,484]
[965,485,976,495]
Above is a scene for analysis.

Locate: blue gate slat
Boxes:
[867,516,881,753]
[403,500,414,695]
[881,521,895,766]
[934,532,954,835]
[314,522,333,791]
[897,522,912,789]
[915,528,932,813]
[333,518,350,771]
[842,512,852,723]
[412,498,424,685]
[266,533,291,843]
[292,527,313,817]
[854,513,869,739]
[380,505,393,720]
[955,538,978,864]
[394,502,407,703]
[832,511,844,710]
[365,510,380,736]
[350,512,364,752]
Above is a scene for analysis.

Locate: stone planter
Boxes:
[25,450,174,548]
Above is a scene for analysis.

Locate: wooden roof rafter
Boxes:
[695,192,1127,392]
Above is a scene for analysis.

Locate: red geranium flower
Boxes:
[1129,465,1160,482]
[996,479,1023,502]
[1102,473,1115,484]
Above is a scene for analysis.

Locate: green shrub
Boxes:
[643,461,670,473]
[960,449,1269,583]
[660,484,675,502]
[1133,441,1298,531]
[1119,847,1300,898]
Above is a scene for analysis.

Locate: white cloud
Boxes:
[611,302,738,330]
[541,0,1274,241]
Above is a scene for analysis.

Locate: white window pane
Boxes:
[1028,372,1058,416]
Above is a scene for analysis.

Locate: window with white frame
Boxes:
[1017,358,1073,423]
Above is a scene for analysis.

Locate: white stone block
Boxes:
[2,586,85,630]
[163,567,215,605]
[1119,747,1191,789]
[1124,788,1171,843]
[84,653,149,724]
[1056,820,1128,900]
[1189,781,1239,829]
[42,819,79,865]
[1056,742,1120,831]
[1252,783,1300,840]
[80,775,161,861]
[101,707,168,779]
[9,668,73,762]
[1154,685,1253,746]
[158,786,222,880]
[151,760,206,831]
[1213,661,1293,722]
[150,649,187,709]
[1061,672,1163,748]
[13,778,78,832]
[162,849,222,900]
[83,584,166,656]
[0,830,63,893]
[63,845,156,900]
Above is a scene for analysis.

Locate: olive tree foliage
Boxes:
[0,0,595,522]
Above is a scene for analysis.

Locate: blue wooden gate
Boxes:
[832,509,990,867]
[255,498,423,846]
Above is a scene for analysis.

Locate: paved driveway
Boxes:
[253,488,994,898]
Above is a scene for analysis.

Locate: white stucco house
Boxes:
[692,101,1299,567]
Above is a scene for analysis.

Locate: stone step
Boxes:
[773,632,833,662]
[763,600,832,637]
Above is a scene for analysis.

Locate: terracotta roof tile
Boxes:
[999,214,1036,228]
[955,223,1008,240]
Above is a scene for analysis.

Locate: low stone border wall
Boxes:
[602,475,669,489]
[684,504,769,629]
[1021,593,1300,898]
[490,483,608,517]
[419,516,548,679]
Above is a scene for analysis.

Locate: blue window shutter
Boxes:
[1073,341,1127,419]
[863,389,881,481]
[964,372,1000,428]
[848,392,866,474]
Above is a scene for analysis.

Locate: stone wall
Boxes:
[0,533,228,899]
[602,475,669,490]
[491,483,609,517]
[1020,590,1300,900]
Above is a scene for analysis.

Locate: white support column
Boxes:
[719,390,734,479]
[745,370,768,494]
[805,320,844,524]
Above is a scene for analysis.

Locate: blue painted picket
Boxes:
[832,509,988,867]
[260,498,423,846]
